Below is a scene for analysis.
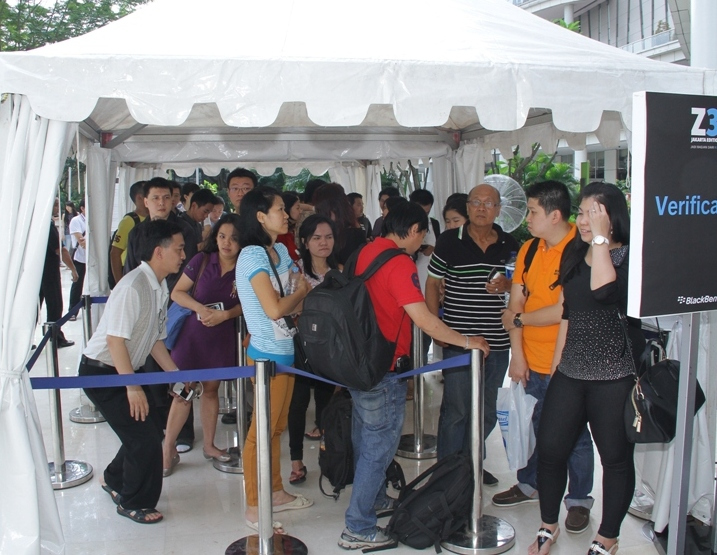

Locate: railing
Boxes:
[620,29,676,54]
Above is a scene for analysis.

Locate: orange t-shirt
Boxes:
[511,225,576,374]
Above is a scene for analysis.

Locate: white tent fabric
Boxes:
[0,95,74,555]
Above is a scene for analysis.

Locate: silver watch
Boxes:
[591,235,608,246]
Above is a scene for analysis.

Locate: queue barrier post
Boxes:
[441,349,515,555]
[70,295,106,424]
[44,322,94,489]
[397,324,437,459]
[215,315,250,474]
[225,359,307,555]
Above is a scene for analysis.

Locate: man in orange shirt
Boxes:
[492,181,595,535]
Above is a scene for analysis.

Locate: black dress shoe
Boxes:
[221,412,237,425]
[482,470,499,487]
[57,338,75,348]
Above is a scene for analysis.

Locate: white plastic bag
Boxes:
[496,381,538,470]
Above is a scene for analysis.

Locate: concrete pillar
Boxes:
[691,0,717,69]
[574,148,587,184]
[564,3,575,24]
[603,149,618,183]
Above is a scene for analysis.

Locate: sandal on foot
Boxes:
[246,519,284,534]
[162,453,180,478]
[101,483,121,506]
[588,540,618,555]
[304,427,321,440]
[289,465,307,485]
[273,493,314,512]
[535,527,560,554]
[116,505,163,524]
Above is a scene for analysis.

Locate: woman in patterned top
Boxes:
[287,215,340,485]
[529,183,634,555]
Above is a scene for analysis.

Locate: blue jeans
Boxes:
[437,348,509,460]
[517,370,594,509]
[345,375,407,536]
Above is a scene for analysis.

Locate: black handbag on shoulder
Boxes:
[624,358,705,444]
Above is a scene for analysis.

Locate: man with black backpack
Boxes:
[338,202,489,550]
[110,181,147,287]
[492,181,595,534]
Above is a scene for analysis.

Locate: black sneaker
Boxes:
[221,412,237,425]
[338,527,394,550]
[482,470,499,487]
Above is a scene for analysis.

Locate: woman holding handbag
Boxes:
[236,186,313,534]
[529,183,634,555]
[162,214,243,476]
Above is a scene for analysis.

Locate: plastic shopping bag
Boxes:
[496,381,538,470]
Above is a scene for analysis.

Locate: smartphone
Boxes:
[197,302,224,320]
[487,268,502,282]
[172,382,195,402]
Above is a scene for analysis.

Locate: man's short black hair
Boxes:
[190,189,218,208]
[382,200,428,238]
[525,180,571,221]
[143,177,172,197]
[129,180,146,203]
[303,179,327,204]
[169,180,182,193]
[346,192,363,205]
[227,167,258,187]
[409,189,434,207]
[379,186,400,200]
[385,196,407,212]
[78,199,86,210]
[139,219,183,262]
[181,182,201,202]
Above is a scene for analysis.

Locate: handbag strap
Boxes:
[617,310,638,376]
[266,247,285,297]
[189,253,210,298]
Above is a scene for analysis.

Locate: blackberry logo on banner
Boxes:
[690,107,717,148]
[628,92,717,317]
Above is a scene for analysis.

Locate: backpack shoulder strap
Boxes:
[522,237,540,276]
[129,211,141,225]
[358,248,407,281]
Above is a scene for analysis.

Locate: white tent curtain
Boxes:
[364,163,383,224]
[82,143,114,297]
[430,155,454,222]
[454,142,485,195]
[115,164,162,223]
[0,94,75,555]
[328,163,366,197]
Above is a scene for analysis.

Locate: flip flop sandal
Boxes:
[536,527,560,553]
[246,519,284,534]
[273,493,314,512]
[116,505,164,524]
[289,466,307,485]
[588,540,619,555]
[304,428,321,440]
[101,483,121,506]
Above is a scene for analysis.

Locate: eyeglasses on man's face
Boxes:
[467,199,500,209]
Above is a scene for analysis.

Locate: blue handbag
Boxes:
[164,254,209,350]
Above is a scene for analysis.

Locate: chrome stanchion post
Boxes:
[44,322,93,490]
[442,349,515,555]
[216,315,249,474]
[70,295,106,423]
[225,359,307,555]
[397,324,437,459]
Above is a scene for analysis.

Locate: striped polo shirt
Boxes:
[428,223,519,350]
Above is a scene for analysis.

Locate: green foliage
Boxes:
[380,160,428,196]
[0,0,151,52]
[553,18,581,33]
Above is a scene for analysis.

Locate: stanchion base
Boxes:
[213,446,243,474]
[441,515,515,555]
[49,460,94,490]
[69,405,106,423]
[226,534,307,555]
[396,434,437,460]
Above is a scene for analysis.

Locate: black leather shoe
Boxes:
[483,470,499,487]
[57,338,75,348]
[221,412,237,425]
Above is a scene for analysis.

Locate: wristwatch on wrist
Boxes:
[513,313,523,328]
[591,235,608,246]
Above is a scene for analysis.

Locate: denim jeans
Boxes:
[517,370,594,509]
[345,375,407,536]
[437,348,509,460]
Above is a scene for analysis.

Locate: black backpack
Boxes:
[108,212,140,289]
[386,453,473,552]
[297,246,407,391]
[318,391,405,500]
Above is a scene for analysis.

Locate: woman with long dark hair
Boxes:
[286,214,340,484]
[529,183,634,555]
[276,191,301,261]
[235,186,313,533]
[162,214,244,475]
[313,182,366,264]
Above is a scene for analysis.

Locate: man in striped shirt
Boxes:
[426,184,519,484]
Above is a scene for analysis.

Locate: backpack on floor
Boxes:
[386,452,473,552]
[296,246,407,391]
[318,391,405,500]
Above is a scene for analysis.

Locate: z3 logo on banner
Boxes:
[691,107,717,137]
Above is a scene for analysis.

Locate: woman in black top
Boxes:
[313,182,366,265]
[529,183,634,555]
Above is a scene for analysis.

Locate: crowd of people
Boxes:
[62,168,635,555]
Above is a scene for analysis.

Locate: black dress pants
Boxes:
[79,359,164,509]
[142,354,195,443]
[537,371,635,539]
[288,375,334,461]
[69,260,86,310]
[39,271,68,342]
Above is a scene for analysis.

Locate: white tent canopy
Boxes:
[1,0,716,552]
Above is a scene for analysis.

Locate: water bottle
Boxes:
[286,262,301,295]
[503,251,517,305]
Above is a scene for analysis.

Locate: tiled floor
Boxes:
[27,267,660,555]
